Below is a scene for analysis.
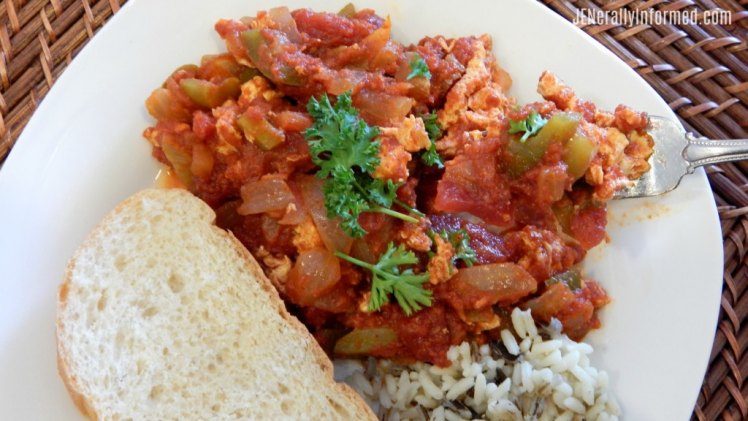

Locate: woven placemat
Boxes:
[542,3,748,420]
[0,0,746,419]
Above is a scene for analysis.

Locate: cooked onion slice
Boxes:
[238,178,295,215]
[286,248,342,306]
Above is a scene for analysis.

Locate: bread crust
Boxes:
[222,226,376,419]
[55,188,377,421]
[57,232,100,421]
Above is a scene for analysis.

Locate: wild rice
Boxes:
[334,308,621,421]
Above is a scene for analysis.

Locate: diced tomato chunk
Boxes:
[291,9,382,47]
[556,298,596,341]
[570,205,607,250]
[524,283,576,322]
[434,154,513,227]
[578,280,610,309]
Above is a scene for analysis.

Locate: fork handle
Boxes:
[685,133,748,173]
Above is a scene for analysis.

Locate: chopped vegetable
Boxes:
[237,178,295,215]
[271,111,313,133]
[237,108,286,150]
[267,7,302,43]
[160,141,193,190]
[197,53,257,82]
[563,133,597,180]
[304,92,419,237]
[179,77,241,108]
[241,30,271,75]
[336,242,432,316]
[297,175,354,254]
[446,263,537,309]
[190,143,214,178]
[145,88,193,122]
[509,110,548,142]
[505,112,581,177]
[337,3,357,17]
[241,29,305,86]
[355,91,414,126]
[523,282,576,321]
[334,328,397,356]
[420,112,444,168]
[546,268,582,290]
[406,53,431,80]
[286,249,342,306]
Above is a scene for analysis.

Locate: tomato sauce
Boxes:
[143,6,653,366]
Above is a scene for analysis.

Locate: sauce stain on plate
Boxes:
[607,201,671,228]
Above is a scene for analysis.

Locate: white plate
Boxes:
[0,0,722,419]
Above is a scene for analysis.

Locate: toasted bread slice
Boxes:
[56,188,375,421]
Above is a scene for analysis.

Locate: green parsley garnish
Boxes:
[406,53,431,80]
[420,112,443,168]
[305,92,418,237]
[430,229,477,269]
[445,229,477,267]
[509,110,548,142]
[336,243,432,316]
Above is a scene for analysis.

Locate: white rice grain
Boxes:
[511,310,528,338]
[446,377,474,401]
[563,396,585,414]
[571,365,592,387]
[414,394,438,409]
[495,378,511,400]
[386,375,398,397]
[531,339,562,355]
[519,336,532,353]
[500,329,519,356]
[336,307,620,421]
[473,372,487,406]
[430,406,445,421]
[443,409,463,421]
[419,371,444,400]
[520,361,534,393]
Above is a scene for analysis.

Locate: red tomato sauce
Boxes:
[143,6,652,366]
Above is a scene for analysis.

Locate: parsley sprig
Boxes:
[406,53,431,80]
[509,110,548,142]
[430,228,478,270]
[336,243,432,316]
[305,93,419,237]
[420,112,443,168]
[444,229,477,267]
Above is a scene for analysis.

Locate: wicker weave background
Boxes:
[0,0,745,419]
[542,2,748,420]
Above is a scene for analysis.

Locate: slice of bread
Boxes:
[56,188,376,421]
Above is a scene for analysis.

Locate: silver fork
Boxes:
[614,116,748,199]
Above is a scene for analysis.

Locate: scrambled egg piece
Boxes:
[427,235,455,285]
[397,221,433,252]
[292,218,324,251]
[508,227,581,283]
[239,76,282,105]
[439,39,492,128]
[379,115,431,153]
[372,137,411,182]
[435,36,515,158]
[212,101,242,155]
